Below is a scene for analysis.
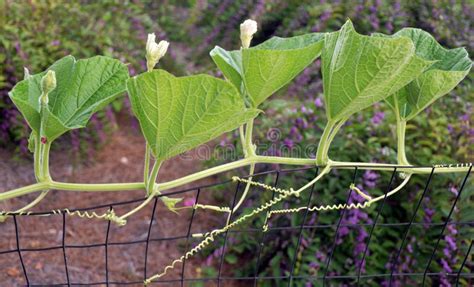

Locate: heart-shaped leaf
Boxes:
[381,28,472,121]
[126,70,260,161]
[210,33,324,107]
[9,55,129,141]
[322,20,434,122]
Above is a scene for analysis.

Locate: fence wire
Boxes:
[0,165,472,286]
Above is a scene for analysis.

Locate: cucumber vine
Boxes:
[1,19,472,284]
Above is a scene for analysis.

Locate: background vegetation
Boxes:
[1,1,472,286]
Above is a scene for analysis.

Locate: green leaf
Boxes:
[381,28,472,120]
[225,253,238,264]
[322,21,433,122]
[210,33,324,107]
[161,196,183,214]
[9,55,129,141]
[126,70,259,161]
[210,46,243,92]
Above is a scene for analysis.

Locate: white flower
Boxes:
[240,19,258,49]
[146,33,170,71]
[40,70,56,105]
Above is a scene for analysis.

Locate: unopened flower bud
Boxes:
[24,67,30,79]
[40,70,56,105]
[146,33,170,71]
[240,19,258,49]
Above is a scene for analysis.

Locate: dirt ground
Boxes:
[0,120,245,286]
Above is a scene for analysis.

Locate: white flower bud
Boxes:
[24,67,30,79]
[146,33,170,71]
[40,70,56,105]
[240,19,258,49]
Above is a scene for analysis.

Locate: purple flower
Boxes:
[183,198,196,207]
[423,208,435,229]
[459,113,469,122]
[363,170,379,189]
[447,124,454,134]
[295,118,308,129]
[50,40,61,46]
[283,138,295,149]
[440,258,452,273]
[337,226,350,244]
[290,126,298,136]
[314,97,323,108]
[301,105,313,114]
[449,186,458,196]
[371,111,385,126]
[385,21,394,33]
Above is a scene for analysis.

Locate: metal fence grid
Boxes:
[0,165,472,286]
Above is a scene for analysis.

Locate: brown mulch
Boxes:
[0,121,246,286]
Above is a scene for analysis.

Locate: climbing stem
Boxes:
[244,119,256,157]
[1,156,471,203]
[40,142,52,181]
[118,194,156,223]
[396,118,409,165]
[144,144,151,183]
[316,120,337,166]
[147,160,162,196]
[0,190,51,222]
[322,118,347,162]
[239,125,246,152]
[231,163,255,214]
[33,134,42,181]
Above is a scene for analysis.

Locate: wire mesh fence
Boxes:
[0,164,472,286]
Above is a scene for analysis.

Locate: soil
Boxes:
[0,119,244,287]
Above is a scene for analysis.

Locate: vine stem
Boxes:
[0,157,471,202]
[239,125,246,152]
[315,120,336,166]
[229,118,257,221]
[33,134,42,181]
[14,133,52,219]
[244,119,255,157]
[232,163,255,214]
[369,173,412,204]
[323,118,346,159]
[396,118,410,165]
[147,160,162,196]
[41,142,52,181]
[0,190,50,222]
[144,144,151,184]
